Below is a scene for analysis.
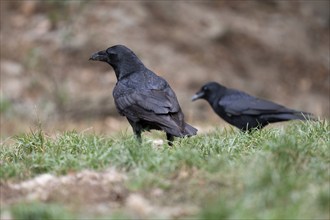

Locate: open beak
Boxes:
[191,91,204,101]
[89,50,108,61]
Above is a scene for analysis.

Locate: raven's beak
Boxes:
[89,50,108,61]
[191,91,204,101]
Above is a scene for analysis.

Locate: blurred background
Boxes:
[1,0,329,138]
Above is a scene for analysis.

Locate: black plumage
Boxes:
[89,45,197,144]
[192,82,314,131]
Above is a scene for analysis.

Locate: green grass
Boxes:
[10,202,72,220]
[1,120,329,219]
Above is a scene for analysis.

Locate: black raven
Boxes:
[89,45,197,144]
[192,82,314,131]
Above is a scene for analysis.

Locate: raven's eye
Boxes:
[106,50,118,60]
[203,86,209,92]
[106,48,116,56]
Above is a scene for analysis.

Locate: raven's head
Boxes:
[89,45,144,80]
[192,82,226,102]
[89,45,128,64]
[89,50,109,62]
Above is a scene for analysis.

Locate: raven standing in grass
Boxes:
[89,45,197,144]
[192,82,314,131]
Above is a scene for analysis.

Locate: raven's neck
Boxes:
[208,93,221,106]
[208,88,226,106]
[111,58,145,80]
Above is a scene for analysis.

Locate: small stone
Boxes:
[126,194,153,217]
[152,139,164,148]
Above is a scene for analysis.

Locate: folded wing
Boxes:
[219,92,299,116]
[114,84,195,136]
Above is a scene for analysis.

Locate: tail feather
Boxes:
[161,122,197,138]
[151,115,197,138]
[296,111,317,121]
[261,111,315,122]
[183,123,198,136]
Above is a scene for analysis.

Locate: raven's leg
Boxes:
[134,128,142,143]
[166,133,174,146]
[127,119,142,143]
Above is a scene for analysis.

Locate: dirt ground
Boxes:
[1,1,329,138]
[1,167,200,218]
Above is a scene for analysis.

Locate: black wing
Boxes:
[219,91,292,116]
[114,85,180,115]
[115,84,189,136]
